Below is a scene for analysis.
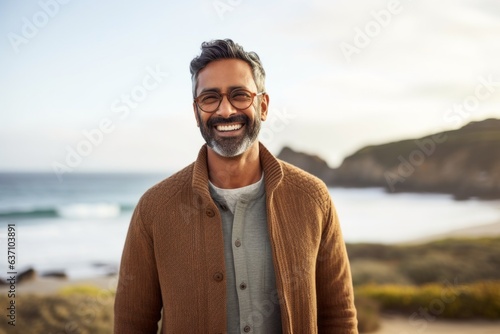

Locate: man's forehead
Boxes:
[196,59,256,93]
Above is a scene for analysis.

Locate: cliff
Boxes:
[277,119,500,199]
[276,146,336,184]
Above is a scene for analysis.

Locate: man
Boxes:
[114,39,357,333]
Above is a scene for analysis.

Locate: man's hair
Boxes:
[190,39,266,98]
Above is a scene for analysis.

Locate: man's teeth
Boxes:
[216,124,243,132]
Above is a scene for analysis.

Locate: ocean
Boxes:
[1,172,499,279]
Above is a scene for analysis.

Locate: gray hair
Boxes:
[189,39,266,98]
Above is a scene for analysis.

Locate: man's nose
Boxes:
[215,94,237,118]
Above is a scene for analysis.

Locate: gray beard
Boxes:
[198,111,261,158]
[209,134,253,157]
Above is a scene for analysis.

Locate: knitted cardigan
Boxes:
[114,143,358,333]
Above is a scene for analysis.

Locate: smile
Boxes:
[215,123,243,132]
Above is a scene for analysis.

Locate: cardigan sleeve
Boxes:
[114,202,162,333]
[316,199,358,333]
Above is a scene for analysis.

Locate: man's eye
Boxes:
[231,91,251,101]
[200,94,220,104]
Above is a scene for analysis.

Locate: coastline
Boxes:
[402,221,500,244]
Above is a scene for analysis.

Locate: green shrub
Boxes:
[59,284,115,299]
[397,253,469,285]
[351,259,410,286]
[347,237,500,286]
[356,280,500,319]
[0,289,114,334]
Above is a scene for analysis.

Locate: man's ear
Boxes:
[193,102,200,127]
[260,93,270,121]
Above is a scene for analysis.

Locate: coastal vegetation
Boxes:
[0,285,113,334]
[350,237,500,332]
[348,237,500,285]
[1,237,499,333]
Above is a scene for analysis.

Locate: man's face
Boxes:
[193,59,268,157]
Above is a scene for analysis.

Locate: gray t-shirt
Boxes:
[209,175,282,333]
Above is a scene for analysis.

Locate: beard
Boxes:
[197,110,262,157]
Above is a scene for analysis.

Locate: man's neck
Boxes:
[207,142,262,189]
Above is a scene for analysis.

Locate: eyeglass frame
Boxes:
[193,89,266,113]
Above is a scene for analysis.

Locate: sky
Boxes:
[1,0,499,174]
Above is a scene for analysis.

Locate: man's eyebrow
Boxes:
[199,88,221,94]
[199,86,248,94]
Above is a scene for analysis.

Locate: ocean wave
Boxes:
[0,203,135,219]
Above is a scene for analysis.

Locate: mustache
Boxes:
[207,114,249,127]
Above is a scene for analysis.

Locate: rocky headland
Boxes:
[277,118,500,200]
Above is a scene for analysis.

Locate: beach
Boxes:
[1,173,500,332]
[2,173,500,281]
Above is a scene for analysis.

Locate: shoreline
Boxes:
[398,221,500,244]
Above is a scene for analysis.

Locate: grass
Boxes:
[348,237,500,285]
[0,286,378,333]
[356,280,500,320]
[1,237,499,333]
[348,237,500,332]
[0,288,115,334]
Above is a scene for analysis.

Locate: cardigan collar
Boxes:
[192,142,284,199]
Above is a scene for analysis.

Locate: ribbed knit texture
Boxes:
[114,143,358,333]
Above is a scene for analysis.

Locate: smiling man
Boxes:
[114,39,358,334]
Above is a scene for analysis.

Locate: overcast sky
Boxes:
[1,0,499,174]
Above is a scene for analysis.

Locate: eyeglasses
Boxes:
[194,89,265,113]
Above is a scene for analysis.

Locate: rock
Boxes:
[277,146,335,183]
[92,262,110,268]
[92,262,118,276]
[277,118,500,199]
[333,118,500,199]
[40,270,68,279]
[17,267,37,284]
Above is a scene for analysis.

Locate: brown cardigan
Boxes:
[114,143,358,333]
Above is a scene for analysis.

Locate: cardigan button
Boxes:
[213,272,224,282]
[243,325,251,332]
[205,208,215,217]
